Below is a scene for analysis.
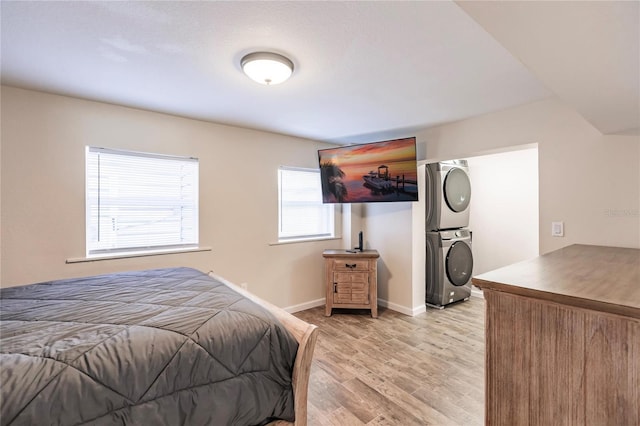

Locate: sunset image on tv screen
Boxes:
[318,137,418,203]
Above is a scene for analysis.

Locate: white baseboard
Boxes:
[411,303,427,316]
[284,292,481,317]
[378,298,416,316]
[471,287,484,299]
[284,298,325,314]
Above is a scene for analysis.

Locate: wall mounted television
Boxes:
[318,137,418,204]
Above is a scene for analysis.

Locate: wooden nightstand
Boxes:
[323,249,380,318]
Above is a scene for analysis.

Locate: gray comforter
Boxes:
[0,267,298,426]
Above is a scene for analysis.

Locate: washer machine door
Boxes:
[443,167,471,213]
[445,241,473,286]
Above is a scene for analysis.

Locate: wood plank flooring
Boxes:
[294,297,485,426]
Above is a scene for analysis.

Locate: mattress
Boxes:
[0,267,298,425]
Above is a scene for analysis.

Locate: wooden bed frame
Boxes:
[209,273,319,426]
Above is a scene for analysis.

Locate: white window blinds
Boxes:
[86,147,199,256]
[278,167,334,241]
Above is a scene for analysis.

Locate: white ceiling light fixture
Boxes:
[241,52,294,85]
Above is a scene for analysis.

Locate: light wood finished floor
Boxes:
[294,297,485,426]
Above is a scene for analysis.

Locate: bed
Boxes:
[0,267,318,426]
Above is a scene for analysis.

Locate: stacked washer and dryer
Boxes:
[425,160,474,308]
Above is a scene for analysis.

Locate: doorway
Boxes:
[464,147,539,277]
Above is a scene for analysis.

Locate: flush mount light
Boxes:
[241,52,294,85]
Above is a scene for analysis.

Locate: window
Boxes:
[86,147,199,256]
[278,166,335,241]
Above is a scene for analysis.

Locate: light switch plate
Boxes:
[551,221,564,237]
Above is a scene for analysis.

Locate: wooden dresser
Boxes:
[472,244,639,426]
[323,249,379,318]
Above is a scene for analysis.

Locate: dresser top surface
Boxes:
[472,244,640,318]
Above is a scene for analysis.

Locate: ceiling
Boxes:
[1,1,637,144]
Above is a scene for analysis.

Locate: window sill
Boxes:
[66,246,212,263]
[269,236,341,246]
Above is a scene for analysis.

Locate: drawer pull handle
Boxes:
[333,283,337,293]
[345,263,357,269]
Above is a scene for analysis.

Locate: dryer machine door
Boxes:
[446,241,473,286]
[443,168,471,213]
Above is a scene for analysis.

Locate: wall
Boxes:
[418,97,639,253]
[352,98,640,314]
[465,147,539,276]
[0,86,339,310]
[3,89,637,315]
[382,97,639,313]
[362,202,413,313]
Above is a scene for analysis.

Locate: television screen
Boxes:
[318,137,418,203]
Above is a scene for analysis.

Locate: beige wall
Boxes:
[376,97,639,313]
[465,147,539,276]
[418,97,639,253]
[0,86,339,310]
[3,88,637,315]
[362,202,413,313]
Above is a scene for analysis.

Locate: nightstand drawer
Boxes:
[332,260,369,271]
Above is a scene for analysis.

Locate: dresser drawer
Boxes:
[332,260,369,271]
